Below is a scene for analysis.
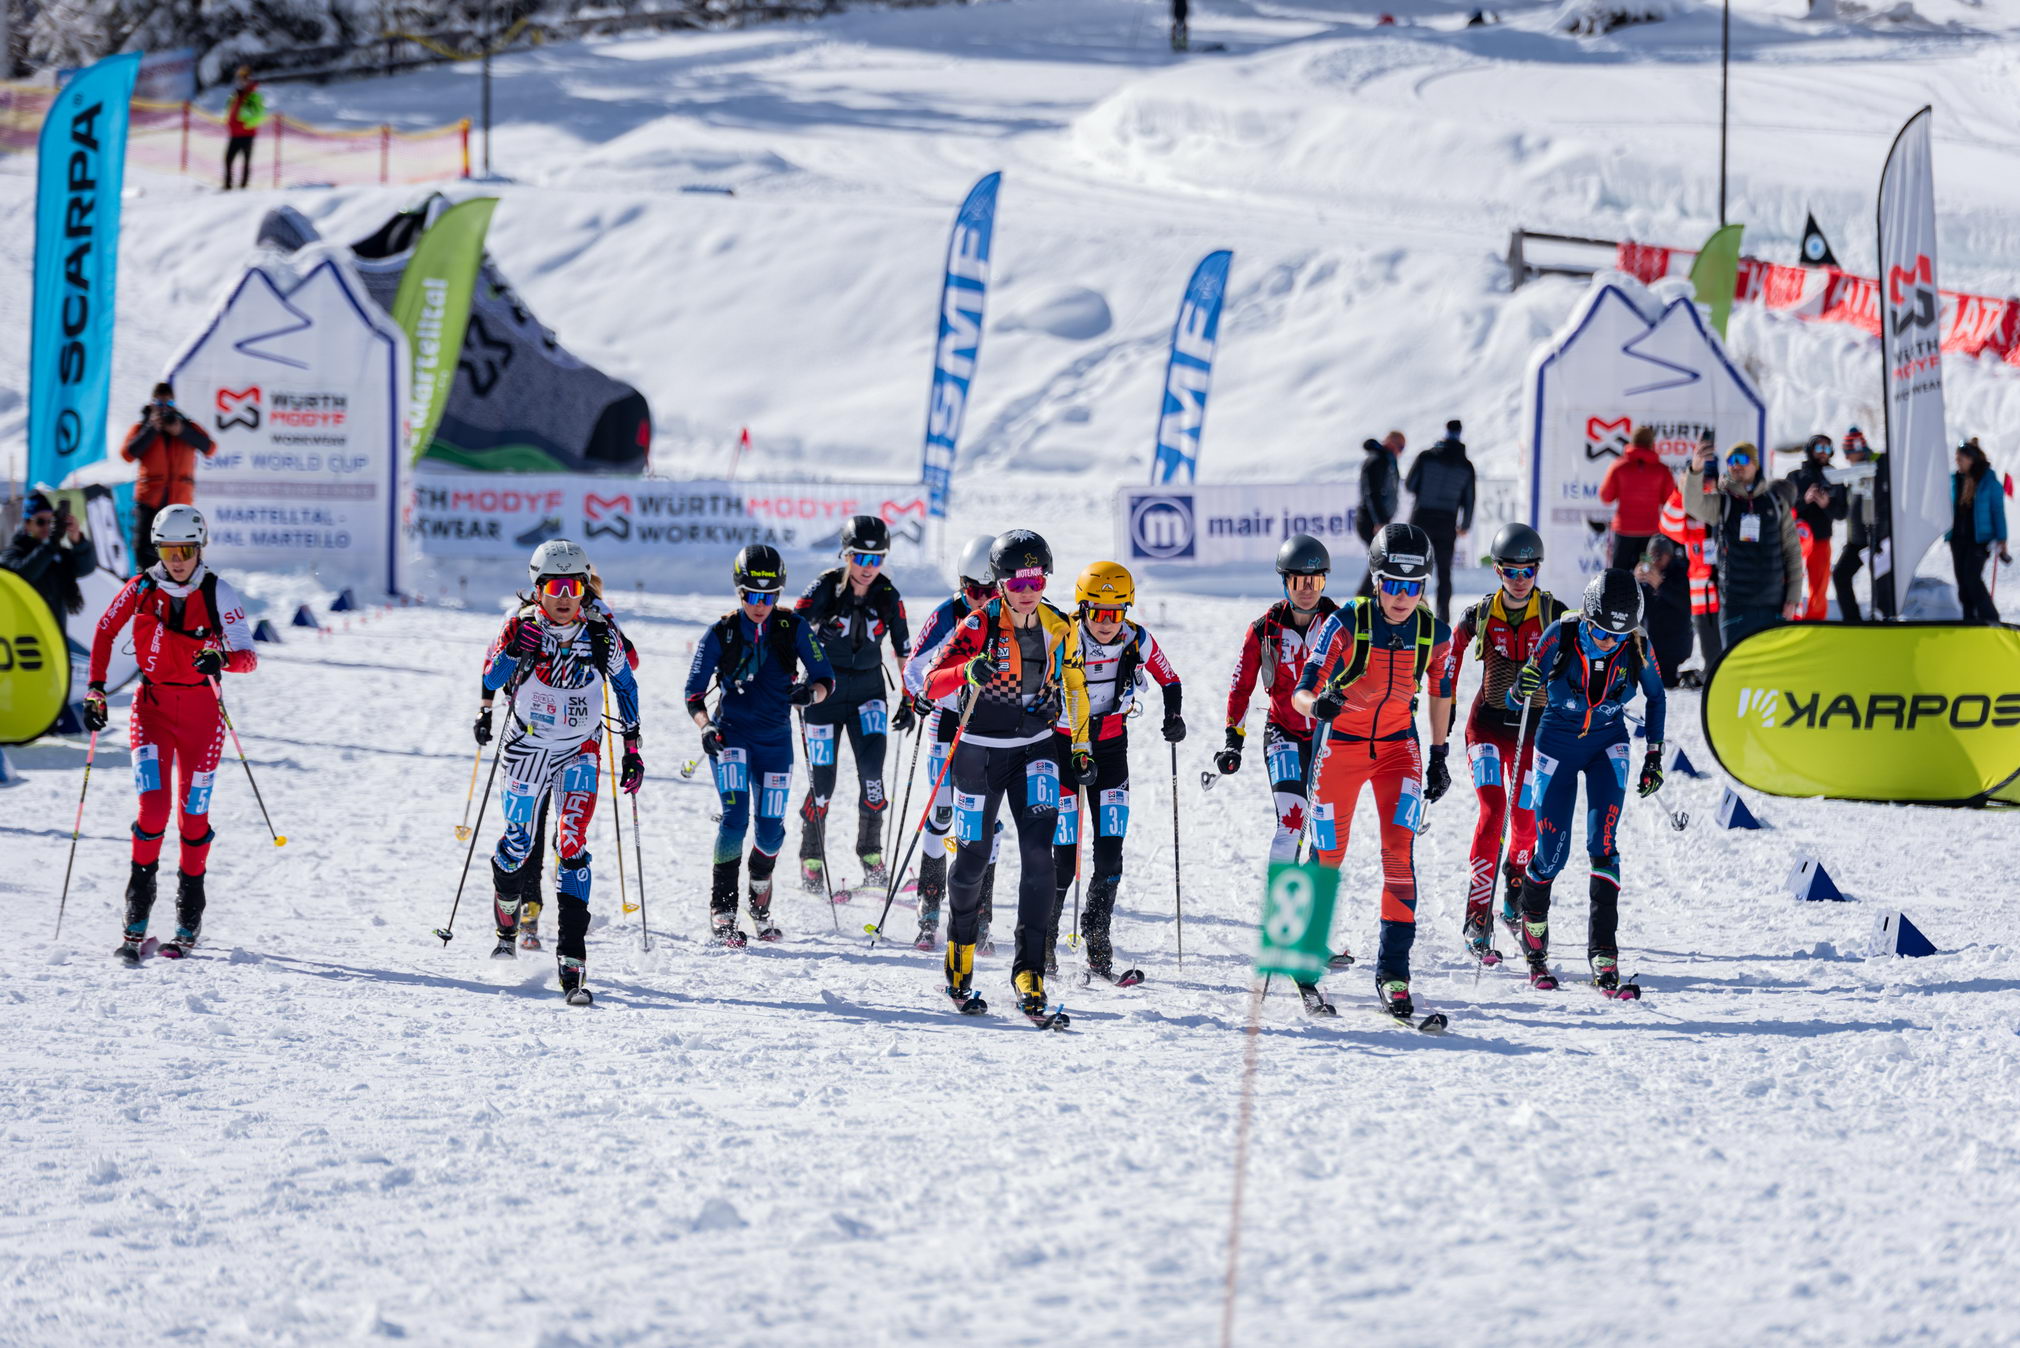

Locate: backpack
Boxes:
[1329,598,1434,689]
[137,571,225,640]
[710,608,804,692]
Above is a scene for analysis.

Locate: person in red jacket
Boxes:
[223,66,266,190]
[84,505,258,964]
[1598,426,1675,570]
[120,382,216,569]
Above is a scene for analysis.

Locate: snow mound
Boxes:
[999,286,1114,341]
[1553,0,1680,35]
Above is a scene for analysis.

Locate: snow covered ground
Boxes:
[5,0,2020,1341]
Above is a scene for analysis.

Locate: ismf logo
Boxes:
[216,387,262,432]
[878,496,930,546]
[1887,254,1937,335]
[1128,492,1195,561]
[1584,416,1632,461]
[583,492,633,541]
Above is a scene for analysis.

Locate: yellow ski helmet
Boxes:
[1075,560,1135,609]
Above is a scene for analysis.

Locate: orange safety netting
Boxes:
[1,81,468,187]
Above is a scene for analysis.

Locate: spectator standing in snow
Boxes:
[1831,427,1878,622]
[1782,434,1849,620]
[120,382,216,571]
[1356,433,1402,597]
[1405,419,1475,623]
[1634,536,1692,687]
[1598,426,1672,571]
[1949,438,2010,623]
[1683,440,1802,648]
[1,490,94,643]
[223,66,265,191]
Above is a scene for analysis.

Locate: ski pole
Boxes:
[1069,786,1082,949]
[1270,717,1329,999]
[437,667,528,944]
[799,711,840,932]
[631,790,648,953]
[886,710,925,880]
[1478,696,1535,984]
[866,690,974,947]
[603,685,634,917]
[454,742,482,840]
[211,676,285,847]
[1170,740,1185,968]
[54,728,101,938]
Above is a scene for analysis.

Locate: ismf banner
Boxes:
[1150,250,1233,485]
[1524,277,1766,600]
[920,172,1000,519]
[1115,482,1362,574]
[1704,622,2020,806]
[411,472,932,579]
[168,246,410,595]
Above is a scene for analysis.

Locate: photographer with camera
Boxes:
[119,381,216,569]
[2,490,95,642]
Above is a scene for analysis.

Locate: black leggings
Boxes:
[224,135,255,189]
[800,671,890,861]
[1953,539,1998,622]
[1413,508,1458,623]
[948,737,1060,978]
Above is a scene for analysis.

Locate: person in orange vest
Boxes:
[120,381,216,570]
[223,66,266,190]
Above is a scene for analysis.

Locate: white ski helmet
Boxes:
[151,503,208,548]
[955,533,996,587]
[528,538,591,585]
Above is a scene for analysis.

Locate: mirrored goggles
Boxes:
[1085,605,1128,623]
[1588,627,1626,649]
[1002,575,1045,594]
[1496,564,1537,580]
[156,543,201,563]
[536,575,586,598]
[1378,576,1425,598]
[739,588,779,607]
[961,580,993,602]
[1725,451,1754,468]
[849,551,886,567]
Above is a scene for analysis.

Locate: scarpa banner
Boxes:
[392,197,497,462]
[27,51,140,492]
[1525,273,1766,599]
[43,483,140,694]
[410,471,932,581]
[1704,622,2020,806]
[1115,483,1363,576]
[0,568,71,745]
[168,244,410,596]
[1874,106,1947,617]
[920,172,1000,520]
[1150,249,1232,485]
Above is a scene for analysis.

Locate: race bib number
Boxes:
[1309,801,1337,851]
[561,754,598,796]
[1606,741,1633,791]
[1740,513,1762,543]
[1097,787,1130,838]
[1265,736,1302,785]
[1393,775,1425,832]
[858,699,888,737]
[1054,792,1080,846]
[134,743,161,796]
[1026,756,1060,812]
[806,724,836,767]
[502,778,539,825]
[714,747,749,794]
[1469,741,1503,788]
[1521,751,1557,812]
[184,769,215,816]
[760,771,791,819]
[927,742,948,789]
[954,790,985,844]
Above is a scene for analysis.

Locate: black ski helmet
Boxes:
[840,514,889,554]
[989,528,1053,581]
[1582,569,1643,634]
[1275,533,1331,577]
[1368,523,1434,583]
[1489,522,1545,568]
[733,543,786,593]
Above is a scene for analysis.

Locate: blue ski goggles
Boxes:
[1378,577,1425,598]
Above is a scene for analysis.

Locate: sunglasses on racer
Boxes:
[1085,605,1128,623]
[1002,575,1045,594]
[849,551,886,568]
[1496,564,1537,580]
[961,581,993,603]
[1378,576,1425,598]
[157,543,201,563]
[739,588,779,606]
[1587,627,1626,650]
[536,575,586,598]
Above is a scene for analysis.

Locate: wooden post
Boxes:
[179,101,190,176]
[380,124,390,184]
[271,115,282,188]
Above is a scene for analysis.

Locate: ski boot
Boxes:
[1461,909,1500,966]
[1296,981,1337,1017]
[914,903,939,951]
[1520,919,1557,990]
[749,877,781,943]
[558,957,593,1006]
[859,854,890,895]
[519,898,544,951]
[117,859,159,965]
[160,870,206,959]
[491,890,521,958]
[711,912,749,949]
[800,857,826,895]
[1378,979,1415,1020]
[945,942,986,1014]
[1013,970,1066,1027]
[1589,949,1640,999]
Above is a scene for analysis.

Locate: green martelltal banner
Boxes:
[1257,862,1339,981]
[392,197,497,462]
[1704,623,2020,806]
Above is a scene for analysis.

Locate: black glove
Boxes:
[508,617,543,660]
[620,738,645,794]
[789,680,821,707]
[700,724,726,757]
[1512,664,1543,703]
[1072,750,1099,788]
[964,652,997,687]
[473,703,494,746]
[1215,727,1244,775]
[82,682,108,733]
[1424,743,1451,804]
[192,647,225,680]
[1162,713,1186,744]
[892,698,917,735]
[1637,746,1665,798]
[1310,685,1346,724]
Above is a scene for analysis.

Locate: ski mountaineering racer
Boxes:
[86,504,258,963]
[686,544,835,946]
[1290,523,1456,1026]
[1211,534,1341,861]
[794,515,909,900]
[1050,560,1183,985]
[1505,568,1668,996]
[900,533,1001,951]
[1443,522,1566,964]
[479,540,643,1004]
[921,529,1089,1025]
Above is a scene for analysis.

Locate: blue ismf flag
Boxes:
[1149,249,1232,485]
[29,52,140,490]
[920,172,1001,520]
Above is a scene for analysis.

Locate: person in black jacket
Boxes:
[1405,418,1476,622]
[1634,536,1692,687]
[1831,427,1878,622]
[1783,434,1849,621]
[1356,433,1403,597]
[794,515,911,896]
[2,491,95,642]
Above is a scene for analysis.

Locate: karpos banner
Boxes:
[27,52,139,492]
[1116,483,1363,572]
[168,246,410,596]
[1150,249,1233,485]
[1525,275,1766,600]
[1704,623,2020,806]
[0,568,71,745]
[920,172,1000,520]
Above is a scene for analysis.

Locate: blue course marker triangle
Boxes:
[1785,857,1844,902]
[291,604,318,628]
[253,618,282,644]
[1893,913,1937,958]
[1669,745,1706,778]
[1718,787,1762,830]
[329,588,358,613]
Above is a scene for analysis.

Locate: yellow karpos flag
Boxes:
[0,568,72,744]
[1704,623,2020,806]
